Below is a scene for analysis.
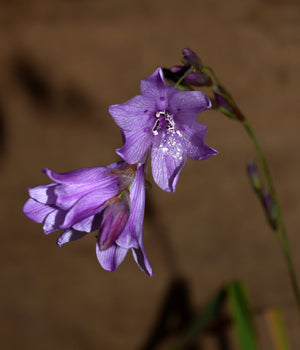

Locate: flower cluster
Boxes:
[23,55,217,275]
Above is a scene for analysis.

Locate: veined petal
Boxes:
[183,121,218,160]
[151,129,187,192]
[28,184,56,204]
[72,213,102,232]
[43,209,66,235]
[23,198,55,223]
[109,95,155,132]
[54,174,119,210]
[140,68,168,99]
[116,164,145,249]
[43,167,111,184]
[117,129,152,164]
[61,189,112,229]
[57,229,88,247]
[132,238,152,276]
[140,68,178,111]
[170,90,211,123]
[96,243,128,272]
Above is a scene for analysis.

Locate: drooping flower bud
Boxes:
[98,191,130,250]
[182,48,203,71]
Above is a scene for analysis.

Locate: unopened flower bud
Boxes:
[247,161,262,193]
[213,84,234,113]
[98,191,130,250]
[185,72,212,87]
[262,190,278,230]
[213,84,245,121]
[182,48,203,71]
[170,65,187,74]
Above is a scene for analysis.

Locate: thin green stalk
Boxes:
[202,64,300,313]
[242,121,300,311]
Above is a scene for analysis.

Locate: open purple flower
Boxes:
[109,68,218,192]
[23,162,152,275]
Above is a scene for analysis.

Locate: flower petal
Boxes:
[54,173,119,211]
[43,209,66,234]
[96,243,128,272]
[117,129,152,164]
[23,198,55,223]
[116,164,145,249]
[132,238,152,276]
[57,229,88,247]
[28,184,56,204]
[140,68,169,99]
[170,90,211,123]
[140,68,178,110]
[72,213,102,232]
[61,189,112,229]
[109,95,155,132]
[43,167,111,184]
[183,121,218,160]
[151,129,187,192]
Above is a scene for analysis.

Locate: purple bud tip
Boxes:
[170,65,186,74]
[182,48,203,70]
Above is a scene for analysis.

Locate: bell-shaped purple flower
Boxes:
[23,162,152,275]
[109,68,217,192]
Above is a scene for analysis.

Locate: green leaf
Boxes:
[227,281,259,350]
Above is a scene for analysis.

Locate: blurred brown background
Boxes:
[1,0,300,349]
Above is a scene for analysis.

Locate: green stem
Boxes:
[242,121,300,311]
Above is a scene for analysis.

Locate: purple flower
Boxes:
[23,162,152,275]
[109,68,217,192]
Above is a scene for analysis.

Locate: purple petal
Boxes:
[170,91,211,123]
[132,239,152,276]
[183,121,218,160]
[57,229,88,247]
[151,129,187,192]
[116,165,145,249]
[23,198,55,223]
[61,188,113,229]
[54,174,119,210]
[72,213,102,232]
[117,129,152,164]
[140,68,168,99]
[28,184,56,204]
[43,167,111,184]
[96,243,128,272]
[109,95,155,132]
[140,68,178,104]
[43,209,66,234]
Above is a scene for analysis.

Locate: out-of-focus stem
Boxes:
[243,121,300,311]
[203,65,300,314]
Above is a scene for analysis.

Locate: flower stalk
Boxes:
[204,65,300,313]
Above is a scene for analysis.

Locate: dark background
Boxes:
[1,0,300,348]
